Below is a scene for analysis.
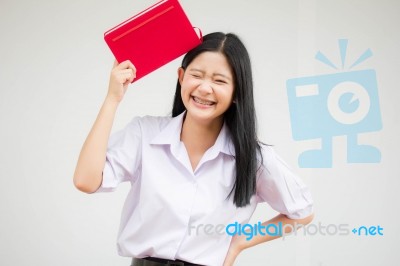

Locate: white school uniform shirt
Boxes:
[96,111,313,266]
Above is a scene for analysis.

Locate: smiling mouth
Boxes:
[192,96,216,106]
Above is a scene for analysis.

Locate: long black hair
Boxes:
[172,32,262,208]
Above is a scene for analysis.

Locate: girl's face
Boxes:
[179,51,235,126]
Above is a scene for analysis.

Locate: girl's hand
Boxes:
[107,60,136,103]
[222,235,247,266]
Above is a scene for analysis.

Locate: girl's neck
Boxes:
[180,113,223,154]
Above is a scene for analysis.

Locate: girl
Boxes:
[74,32,314,266]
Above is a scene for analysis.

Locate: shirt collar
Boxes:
[150,111,235,157]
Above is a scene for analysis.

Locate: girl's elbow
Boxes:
[303,213,315,225]
[73,173,100,194]
[287,212,314,225]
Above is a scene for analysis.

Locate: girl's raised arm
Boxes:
[73,60,136,193]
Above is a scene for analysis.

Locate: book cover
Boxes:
[104,0,202,82]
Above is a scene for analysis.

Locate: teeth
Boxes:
[193,96,214,105]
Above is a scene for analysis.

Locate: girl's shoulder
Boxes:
[258,144,275,161]
[258,144,294,172]
[130,115,172,130]
[129,115,172,133]
[124,115,175,141]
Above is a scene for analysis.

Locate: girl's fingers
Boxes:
[116,60,128,70]
[118,69,136,83]
[107,60,136,102]
[113,60,136,81]
[116,60,135,71]
[116,72,133,83]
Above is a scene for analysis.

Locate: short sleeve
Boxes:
[256,145,313,219]
[96,117,142,192]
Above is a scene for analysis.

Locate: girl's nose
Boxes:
[197,81,213,94]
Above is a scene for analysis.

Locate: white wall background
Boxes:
[0,0,399,265]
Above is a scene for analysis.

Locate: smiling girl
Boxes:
[73,32,314,266]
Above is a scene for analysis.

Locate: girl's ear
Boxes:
[178,67,185,85]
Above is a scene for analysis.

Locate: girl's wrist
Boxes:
[104,94,122,108]
[229,235,248,256]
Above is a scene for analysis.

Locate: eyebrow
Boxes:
[189,68,232,81]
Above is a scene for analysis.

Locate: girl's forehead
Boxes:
[188,52,233,75]
[192,51,227,62]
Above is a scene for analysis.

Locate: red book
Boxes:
[104,0,202,82]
